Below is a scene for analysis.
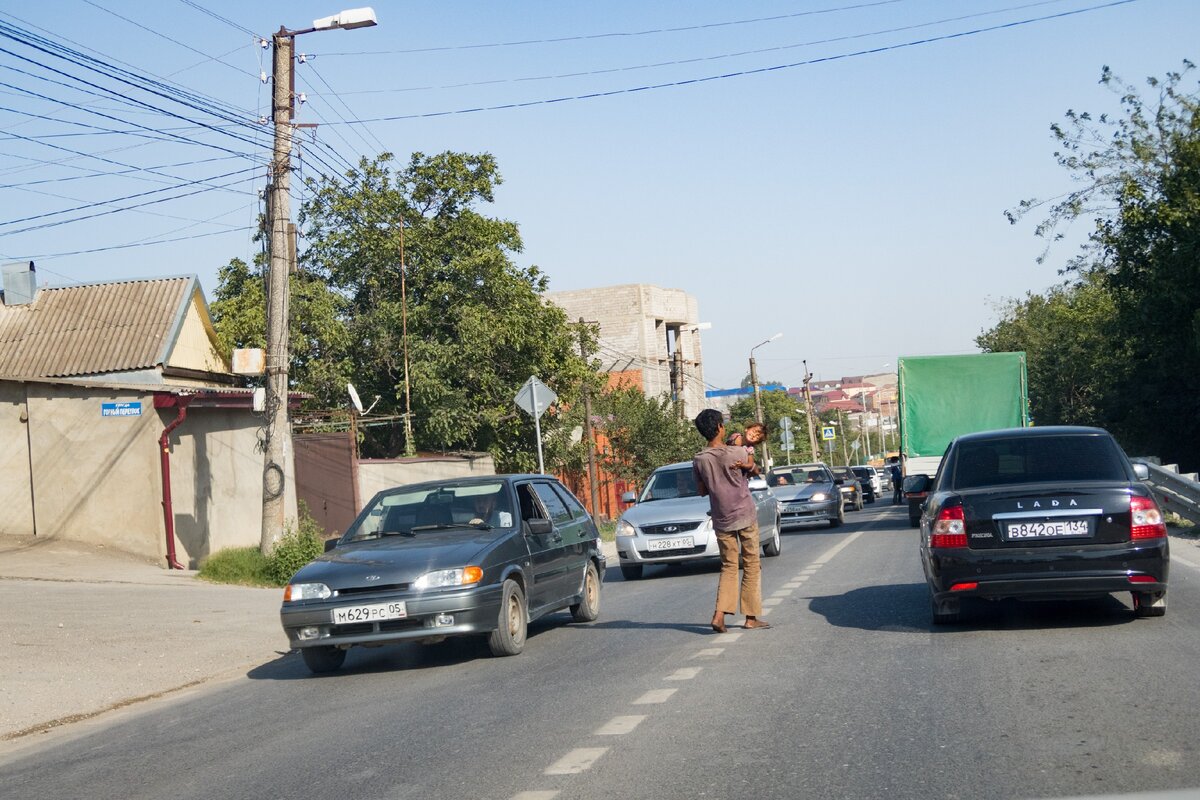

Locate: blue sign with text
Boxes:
[101,402,142,417]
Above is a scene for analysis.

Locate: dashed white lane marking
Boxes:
[545,748,609,775]
[1173,554,1199,569]
[772,589,793,597]
[633,688,678,704]
[693,648,725,658]
[814,530,864,564]
[723,632,744,642]
[512,792,559,800]
[759,607,773,616]
[595,715,646,735]
[783,582,803,589]
[665,667,702,681]
[763,597,783,606]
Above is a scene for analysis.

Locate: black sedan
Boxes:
[919,426,1168,624]
[280,475,604,672]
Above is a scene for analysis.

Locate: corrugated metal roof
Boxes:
[0,277,192,378]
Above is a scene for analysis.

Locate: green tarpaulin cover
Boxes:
[898,353,1029,458]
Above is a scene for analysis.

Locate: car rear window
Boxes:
[951,435,1127,489]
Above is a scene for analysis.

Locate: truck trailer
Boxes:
[897,352,1030,478]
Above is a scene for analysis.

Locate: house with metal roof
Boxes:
[0,262,297,567]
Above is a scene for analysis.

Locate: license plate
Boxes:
[785,503,808,512]
[1004,519,1091,540]
[648,536,694,551]
[331,601,407,624]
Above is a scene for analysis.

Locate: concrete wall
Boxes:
[356,454,496,506]
[0,382,34,535]
[545,284,706,418]
[2,380,295,567]
[166,407,282,567]
[26,384,163,558]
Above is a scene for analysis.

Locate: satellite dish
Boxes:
[347,383,364,414]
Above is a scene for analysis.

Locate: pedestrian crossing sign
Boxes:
[822,426,836,441]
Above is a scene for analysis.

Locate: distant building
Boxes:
[545,283,707,419]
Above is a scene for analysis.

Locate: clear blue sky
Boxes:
[1,0,1195,390]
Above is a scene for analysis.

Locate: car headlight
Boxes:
[615,519,636,537]
[413,566,484,590]
[810,493,828,502]
[283,582,332,602]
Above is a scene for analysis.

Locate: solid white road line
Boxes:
[512,793,559,800]
[595,715,646,736]
[544,748,609,775]
[665,667,702,681]
[633,688,678,704]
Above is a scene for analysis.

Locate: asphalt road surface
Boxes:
[4,503,1200,800]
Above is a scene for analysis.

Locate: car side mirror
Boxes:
[525,518,554,536]
[323,538,339,552]
[1133,462,1150,480]
[620,491,637,504]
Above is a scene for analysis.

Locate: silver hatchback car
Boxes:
[614,461,782,580]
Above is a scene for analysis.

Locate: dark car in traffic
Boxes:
[832,466,864,511]
[768,463,844,528]
[280,475,604,672]
[850,466,877,504]
[918,426,1168,624]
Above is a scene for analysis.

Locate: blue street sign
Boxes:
[821,426,836,440]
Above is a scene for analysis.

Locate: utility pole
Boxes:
[748,354,770,467]
[838,409,849,464]
[579,319,602,520]
[259,8,378,555]
[260,27,295,555]
[672,348,685,417]
[802,361,819,461]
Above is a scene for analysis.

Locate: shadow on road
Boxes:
[807,583,1139,633]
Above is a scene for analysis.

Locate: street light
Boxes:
[749,333,782,468]
[260,7,378,556]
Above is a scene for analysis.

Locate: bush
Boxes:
[198,547,275,587]
[266,504,326,584]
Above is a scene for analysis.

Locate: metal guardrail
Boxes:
[1137,461,1200,526]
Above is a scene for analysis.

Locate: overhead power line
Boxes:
[326,0,1140,125]
[318,0,907,56]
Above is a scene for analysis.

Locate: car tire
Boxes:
[829,505,844,528]
[856,494,864,512]
[570,561,601,623]
[1133,590,1167,618]
[931,596,961,625]
[763,521,782,557]
[620,563,643,581]
[487,579,528,657]
[301,645,346,674]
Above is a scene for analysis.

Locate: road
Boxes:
[3,504,1200,800]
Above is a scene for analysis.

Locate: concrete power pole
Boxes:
[802,361,819,461]
[578,319,602,520]
[260,28,295,555]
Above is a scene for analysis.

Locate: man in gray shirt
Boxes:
[692,409,770,633]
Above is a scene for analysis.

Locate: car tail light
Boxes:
[930,505,967,548]
[1130,496,1167,540]
[950,582,978,591]
[1128,574,1157,584]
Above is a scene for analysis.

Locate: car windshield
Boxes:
[851,467,871,480]
[344,480,515,541]
[641,468,700,501]
[769,465,831,486]
[951,435,1127,489]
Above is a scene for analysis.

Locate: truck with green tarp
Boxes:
[897,353,1030,479]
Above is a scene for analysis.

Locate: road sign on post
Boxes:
[822,426,836,441]
[516,376,557,474]
[779,416,793,432]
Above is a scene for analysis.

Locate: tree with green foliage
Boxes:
[977,272,1122,428]
[725,388,826,465]
[212,152,593,472]
[1001,62,1200,468]
[595,385,703,488]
